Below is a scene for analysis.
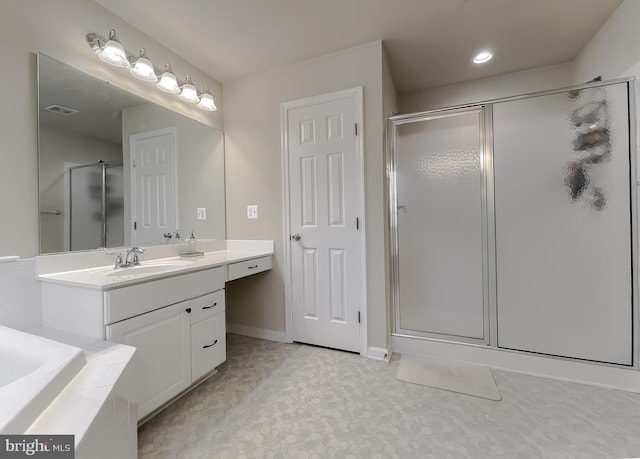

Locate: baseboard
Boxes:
[367,346,391,362]
[392,335,640,393]
[227,323,288,343]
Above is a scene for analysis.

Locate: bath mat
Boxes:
[396,354,501,401]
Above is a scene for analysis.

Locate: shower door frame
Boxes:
[387,105,497,346]
[387,77,639,368]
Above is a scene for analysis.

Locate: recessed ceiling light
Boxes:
[473,51,493,64]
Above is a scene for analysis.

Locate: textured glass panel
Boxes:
[493,83,632,364]
[105,164,124,248]
[69,165,102,251]
[396,112,485,339]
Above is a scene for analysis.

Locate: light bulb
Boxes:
[197,86,217,111]
[98,29,130,68]
[157,64,180,93]
[130,48,157,82]
[179,75,199,103]
[473,51,493,64]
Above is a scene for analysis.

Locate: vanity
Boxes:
[37,240,273,421]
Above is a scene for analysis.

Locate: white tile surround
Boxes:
[0,258,41,330]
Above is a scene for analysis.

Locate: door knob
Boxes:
[291,234,301,241]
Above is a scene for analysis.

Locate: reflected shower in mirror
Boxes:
[37,53,225,254]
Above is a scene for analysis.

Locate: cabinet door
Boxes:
[191,312,226,382]
[107,301,191,420]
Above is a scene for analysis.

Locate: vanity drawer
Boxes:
[190,289,225,325]
[227,256,272,281]
[191,312,226,382]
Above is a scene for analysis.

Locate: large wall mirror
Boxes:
[37,53,225,254]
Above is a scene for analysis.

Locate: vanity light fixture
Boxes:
[179,75,199,103]
[86,29,218,112]
[197,86,217,111]
[157,64,180,94]
[96,29,130,68]
[473,51,493,64]
[130,48,158,82]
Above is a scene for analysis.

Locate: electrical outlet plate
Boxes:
[197,208,206,220]
[247,205,258,219]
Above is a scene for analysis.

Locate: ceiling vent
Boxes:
[45,104,79,116]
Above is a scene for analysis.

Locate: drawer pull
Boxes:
[202,303,217,310]
[202,339,218,349]
[185,308,192,313]
[248,265,259,269]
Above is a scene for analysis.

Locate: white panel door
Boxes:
[131,128,177,246]
[286,91,362,352]
[106,300,191,420]
[493,83,633,365]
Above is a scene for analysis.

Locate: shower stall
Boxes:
[388,79,637,366]
[67,160,124,251]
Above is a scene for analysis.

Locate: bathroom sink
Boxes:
[105,261,193,278]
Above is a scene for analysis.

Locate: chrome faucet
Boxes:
[125,247,145,266]
[114,247,145,268]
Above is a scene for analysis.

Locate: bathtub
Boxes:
[0,326,86,433]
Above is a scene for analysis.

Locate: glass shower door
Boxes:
[392,108,489,342]
[69,164,102,251]
[493,83,633,365]
[69,161,124,251]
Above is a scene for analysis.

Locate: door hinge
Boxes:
[355,123,358,136]
[133,221,137,230]
[132,159,136,168]
[356,217,359,230]
[358,311,361,323]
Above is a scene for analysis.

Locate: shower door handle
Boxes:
[291,234,301,241]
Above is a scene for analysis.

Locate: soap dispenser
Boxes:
[186,229,197,253]
[180,229,204,257]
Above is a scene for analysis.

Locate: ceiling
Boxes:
[39,54,146,143]
[93,0,622,93]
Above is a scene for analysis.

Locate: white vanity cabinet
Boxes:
[103,267,227,420]
[107,300,192,420]
[39,247,274,423]
[42,265,229,421]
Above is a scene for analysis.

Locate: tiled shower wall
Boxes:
[0,259,41,329]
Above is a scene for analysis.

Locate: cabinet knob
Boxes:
[185,307,192,313]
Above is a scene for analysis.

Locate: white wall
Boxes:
[398,62,576,113]
[574,0,640,82]
[0,0,223,259]
[122,104,226,245]
[0,259,41,329]
[224,41,389,348]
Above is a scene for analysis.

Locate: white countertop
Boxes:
[36,241,274,291]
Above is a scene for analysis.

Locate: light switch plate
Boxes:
[247,205,258,219]
[197,208,206,220]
